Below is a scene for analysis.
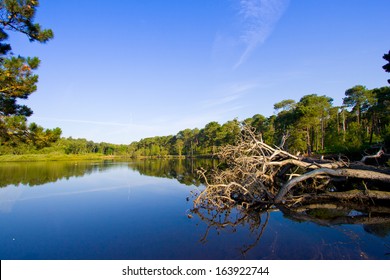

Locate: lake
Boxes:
[0,159,389,260]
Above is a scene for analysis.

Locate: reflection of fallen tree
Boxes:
[280,203,390,227]
[194,125,390,210]
[191,204,271,256]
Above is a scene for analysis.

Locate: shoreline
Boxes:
[0,153,215,162]
[0,153,118,162]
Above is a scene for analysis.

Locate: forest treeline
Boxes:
[1,84,389,159]
[125,84,390,158]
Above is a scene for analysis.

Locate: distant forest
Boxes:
[1,84,390,158]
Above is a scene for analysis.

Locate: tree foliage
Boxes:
[0,0,53,45]
[383,50,390,84]
[0,56,39,117]
[0,0,53,117]
[0,0,58,152]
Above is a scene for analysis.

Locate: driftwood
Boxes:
[274,167,390,203]
[360,148,390,163]
[194,125,390,211]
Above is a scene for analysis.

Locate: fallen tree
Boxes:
[194,125,390,210]
[274,167,390,203]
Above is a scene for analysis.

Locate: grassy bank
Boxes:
[0,153,124,162]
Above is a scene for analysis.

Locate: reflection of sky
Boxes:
[0,187,24,213]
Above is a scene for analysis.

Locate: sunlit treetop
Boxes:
[0,0,53,55]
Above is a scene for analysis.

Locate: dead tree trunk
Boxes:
[274,167,390,203]
[360,148,385,163]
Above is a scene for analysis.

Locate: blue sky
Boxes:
[10,0,390,144]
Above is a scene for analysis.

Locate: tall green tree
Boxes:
[28,122,61,148]
[0,0,55,152]
[273,99,296,112]
[273,99,302,151]
[175,138,184,157]
[219,119,240,145]
[371,86,390,145]
[343,85,373,125]
[199,121,221,154]
[294,94,333,154]
[176,128,197,156]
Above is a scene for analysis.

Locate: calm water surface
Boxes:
[0,160,389,260]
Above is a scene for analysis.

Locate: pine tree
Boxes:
[0,0,53,118]
[0,0,54,150]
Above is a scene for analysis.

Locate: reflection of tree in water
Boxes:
[0,158,218,188]
[128,158,219,186]
[0,161,116,187]
[191,203,270,257]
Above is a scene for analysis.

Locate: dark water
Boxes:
[0,159,389,260]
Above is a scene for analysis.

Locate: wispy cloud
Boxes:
[202,82,258,108]
[203,93,242,108]
[234,0,289,69]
